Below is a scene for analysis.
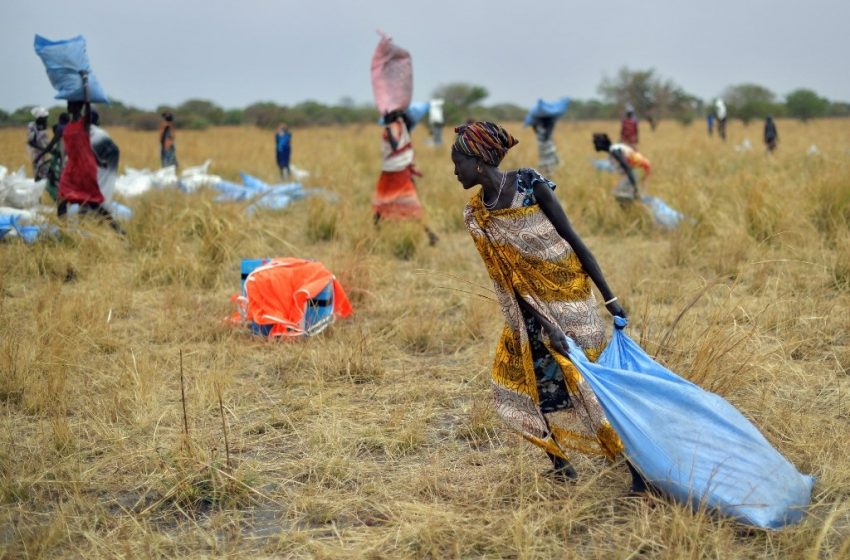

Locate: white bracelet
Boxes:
[604,296,618,305]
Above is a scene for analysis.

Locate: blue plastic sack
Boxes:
[524,96,570,126]
[239,173,274,194]
[592,158,617,173]
[641,195,685,229]
[405,102,429,130]
[246,184,307,214]
[104,201,133,221]
[0,215,18,240]
[213,180,253,202]
[34,34,109,103]
[565,317,814,529]
[378,102,429,130]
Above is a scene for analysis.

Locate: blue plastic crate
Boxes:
[304,282,335,336]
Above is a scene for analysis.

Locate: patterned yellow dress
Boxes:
[465,168,622,461]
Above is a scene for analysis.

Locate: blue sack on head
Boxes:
[564,317,814,529]
[34,34,109,103]
[524,97,570,126]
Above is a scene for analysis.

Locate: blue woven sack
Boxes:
[34,34,109,103]
[565,317,814,529]
[524,97,570,126]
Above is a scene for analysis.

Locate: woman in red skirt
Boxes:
[58,71,123,234]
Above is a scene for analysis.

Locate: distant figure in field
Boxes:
[715,99,728,141]
[592,133,651,204]
[57,71,123,233]
[450,121,645,492]
[707,111,715,136]
[530,115,560,175]
[275,124,292,179]
[429,98,445,146]
[619,104,639,148]
[763,116,778,153]
[26,106,52,180]
[373,110,438,245]
[34,112,70,201]
[159,112,178,168]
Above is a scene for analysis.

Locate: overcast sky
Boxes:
[3,0,848,112]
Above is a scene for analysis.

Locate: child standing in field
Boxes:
[159,112,178,169]
[275,124,292,179]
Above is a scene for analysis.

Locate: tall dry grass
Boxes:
[0,119,848,558]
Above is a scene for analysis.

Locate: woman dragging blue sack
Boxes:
[450,122,815,527]
[451,121,646,493]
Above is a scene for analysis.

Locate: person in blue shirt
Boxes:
[275,124,292,179]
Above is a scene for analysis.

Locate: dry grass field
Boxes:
[0,118,849,559]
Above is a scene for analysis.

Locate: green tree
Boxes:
[175,99,226,128]
[568,99,618,120]
[598,67,698,127]
[785,89,829,121]
[723,84,778,124]
[432,83,488,124]
[223,109,245,126]
[599,68,656,119]
[828,101,850,117]
[243,102,288,128]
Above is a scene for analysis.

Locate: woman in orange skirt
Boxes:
[373,110,438,244]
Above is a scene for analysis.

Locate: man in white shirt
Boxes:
[715,98,728,141]
[429,98,445,145]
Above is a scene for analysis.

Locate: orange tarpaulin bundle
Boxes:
[231,257,352,338]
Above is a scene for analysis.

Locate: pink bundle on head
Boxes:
[371,31,413,115]
[453,121,518,167]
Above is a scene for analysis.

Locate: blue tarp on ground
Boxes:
[34,34,109,103]
[564,317,814,529]
[524,97,570,126]
[213,173,333,214]
[641,195,685,229]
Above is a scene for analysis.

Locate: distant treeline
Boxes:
[3,69,849,129]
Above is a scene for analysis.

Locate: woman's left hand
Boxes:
[546,326,571,357]
[606,301,628,319]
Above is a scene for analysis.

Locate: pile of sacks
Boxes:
[0,165,45,210]
[114,160,222,197]
[0,164,132,243]
[0,165,49,242]
[1,159,321,243]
